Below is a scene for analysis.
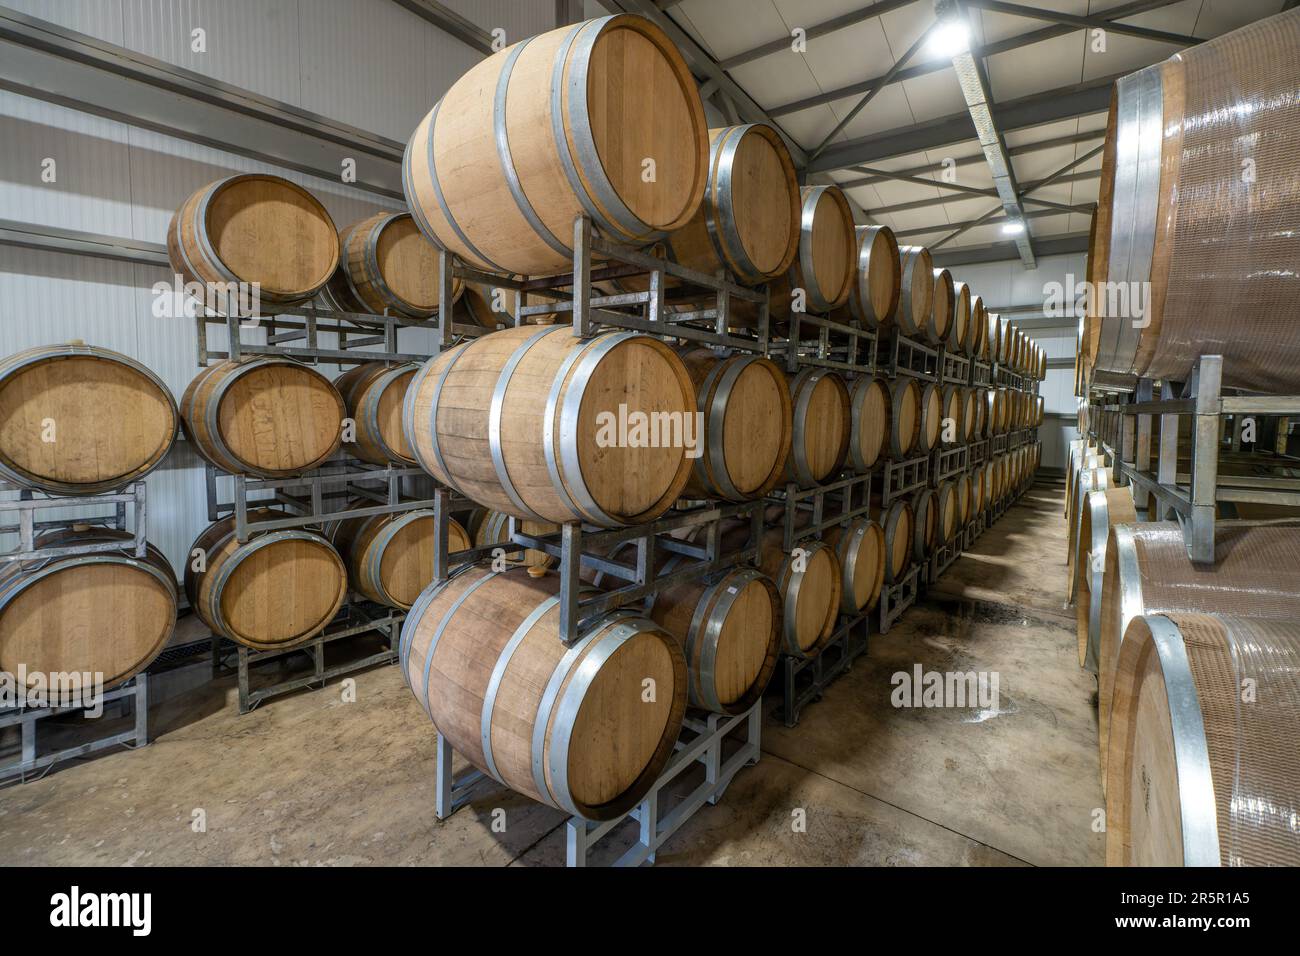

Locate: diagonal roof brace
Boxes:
[936,0,1034,265]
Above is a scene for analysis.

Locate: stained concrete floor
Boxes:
[0,475,1104,866]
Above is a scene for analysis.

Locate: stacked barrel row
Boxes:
[1068,9,1300,868]
[386,12,1053,822]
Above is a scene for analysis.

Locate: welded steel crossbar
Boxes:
[767,471,874,554]
[0,480,147,561]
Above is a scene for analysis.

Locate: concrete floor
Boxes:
[0,476,1104,866]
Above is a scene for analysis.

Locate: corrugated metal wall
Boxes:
[0,0,558,572]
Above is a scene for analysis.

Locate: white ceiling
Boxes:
[650,0,1288,253]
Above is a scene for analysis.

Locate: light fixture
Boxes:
[928,19,969,58]
[1002,220,1025,236]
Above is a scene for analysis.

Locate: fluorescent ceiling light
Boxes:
[1002,220,1025,235]
[928,21,969,58]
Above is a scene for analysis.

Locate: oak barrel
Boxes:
[326,508,468,610]
[663,124,800,284]
[874,499,914,584]
[405,326,696,526]
[185,511,347,650]
[824,517,886,613]
[1107,613,1300,866]
[403,14,708,277]
[181,358,345,477]
[402,565,686,820]
[847,375,889,472]
[678,347,791,501]
[929,268,954,345]
[1087,11,1300,391]
[843,225,901,329]
[784,368,850,487]
[887,376,921,459]
[0,528,176,691]
[0,343,177,495]
[783,185,856,315]
[940,384,963,447]
[895,245,934,338]
[911,487,937,562]
[647,561,781,714]
[322,212,463,323]
[334,361,419,465]
[935,479,959,543]
[167,174,338,310]
[916,381,943,455]
[950,281,973,355]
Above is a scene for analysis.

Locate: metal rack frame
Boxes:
[564,703,761,867]
[970,360,992,387]
[880,454,930,506]
[1,675,148,785]
[968,438,989,467]
[211,603,403,714]
[879,331,940,381]
[431,217,772,356]
[930,445,969,486]
[1094,354,1300,564]
[203,459,438,542]
[774,312,877,375]
[0,480,148,562]
[940,348,971,385]
[924,535,963,585]
[774,611,869,727]
[766,471,873,554]
[879,565,921,633]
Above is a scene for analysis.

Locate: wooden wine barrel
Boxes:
[405,326,695,526]
[475,508,558,572]
[1107,612,1300,866]
[647,562,780,714]
[847,375,889,472]
[167,174,338,310]
[402,565,686,820]
[949,281,972,355]
[935,479,959,543]
[661,124,800,285]
[986,312,1002,364]
[955,472,972,526]
[940,384,963,447]
[895,246,933,338]
[334,361,419,465]
[0,528,176,691]
[185,511,347,649]
[959,387,977,442]
[784,368,850,487]
[823,518,885,613]
[916,381,943,454]
[181,358,345,477]
[970,387,988,439]
[1097,521,1300,783]
[981,459,996,507]
[844,225,901,329]
[969,464,986,514]
[929,268,954,346]
[887,376,921,459]
[971,295,987,359]
[911,487,937,562]
[326,508,468,610]
[874,499,914,584]
[0,343,177,495]
[1076,485,1136,671]
[1088,11,1300,392]
[760,527,841,659]
[785,185,856,314]
[678,347,791,501]
[321,212,462,321]
[403,14,708,278]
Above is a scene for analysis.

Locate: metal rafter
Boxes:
[766,0,1182,117]
[931,231,1091,266]
[865,171,1099,216]
[806,73,1118,173]
[391,0,495,54]
[964,0,1201,47]
[718,0,920,70]
[807,20,939,163]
